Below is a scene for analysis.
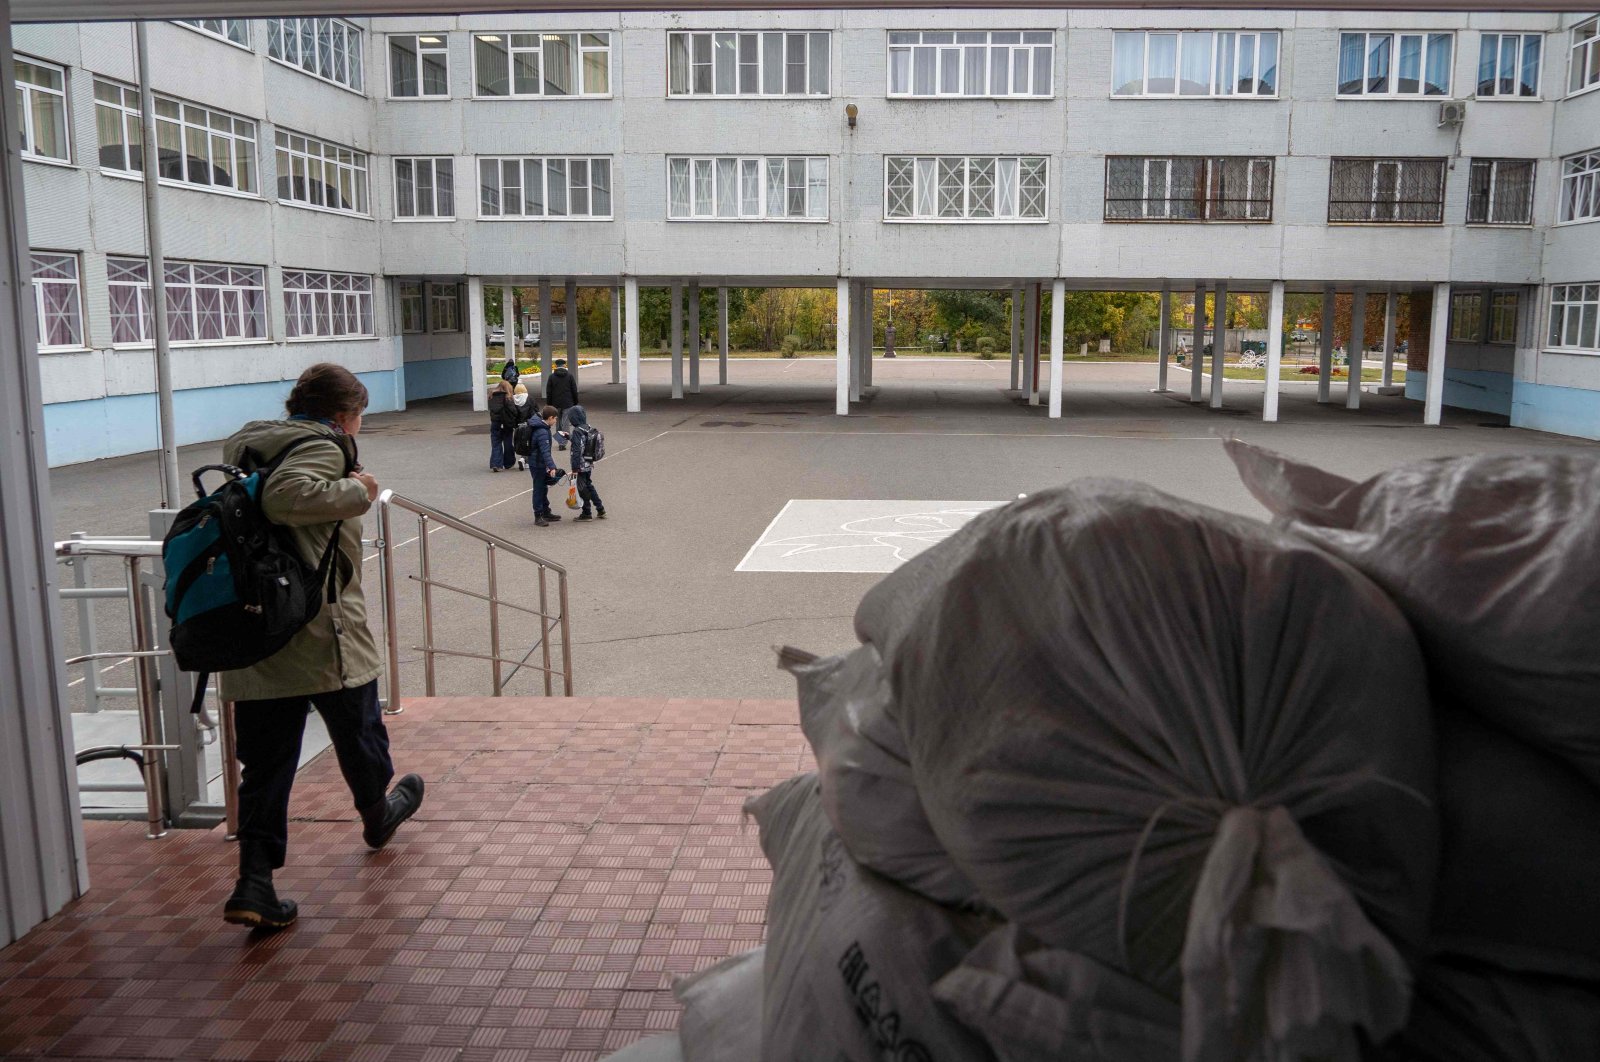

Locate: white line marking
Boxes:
[734,499,797,572]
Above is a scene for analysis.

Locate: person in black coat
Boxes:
[487,381,515,471]
[543,359,580,450]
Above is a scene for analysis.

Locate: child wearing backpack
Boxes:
[565,404,607,520]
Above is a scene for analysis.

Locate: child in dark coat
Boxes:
[566,405,606,520]
[528,405,563,527]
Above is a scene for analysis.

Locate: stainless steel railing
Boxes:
[375,489,573,715]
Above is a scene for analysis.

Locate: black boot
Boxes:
[225,844,297,929]
[361,773,425,849]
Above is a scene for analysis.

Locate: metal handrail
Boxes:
[375,489,573,714]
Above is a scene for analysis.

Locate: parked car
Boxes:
[487,328,505,347]
[1290,330,1311,343]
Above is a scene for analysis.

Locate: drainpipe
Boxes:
[135,22,181,510]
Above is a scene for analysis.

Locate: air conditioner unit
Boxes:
[1438,101,1467,127]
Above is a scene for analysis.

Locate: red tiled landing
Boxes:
[0,697,795,1061]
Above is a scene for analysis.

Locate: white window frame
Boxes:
[1569,17,1600,97]
[1328,157,1447,224]
[274,129,371,217]
[883,155,1048,223]
[471,32,612,99]
[265,18,365,94]
[1547,283,1599,352]
[1465,157,1536,226]
[429,282,462,333]
[1103,156,1274,221]
[399,280,426,333]
[16,57,70,165]
[106,257,269,348]
[282,269,376,341]
[1110,29,1280,99]
[666,155,828,221]
[388,33,450,99]
[668,30,829,98]
[1558,150,1600,225]
[886,30,1054,99]
[174,19,252,50]
[478,156,614,220]
[1336,31,1455,99]
[1476,32,1542,99]
[29,252,84,352]
[95,80,261,199]
[1487,289,1520,345]
[393,156,455,220]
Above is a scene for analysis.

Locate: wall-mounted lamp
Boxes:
[845,104,858,130]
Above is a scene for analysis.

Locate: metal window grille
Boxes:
[1329,157,1446,223]
[1467,158,1535,225]
[1104,156,1273,221]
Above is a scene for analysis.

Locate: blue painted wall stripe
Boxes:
[1511,380,1600,441]
[403,356,474,403]
[1404,367,1514,417]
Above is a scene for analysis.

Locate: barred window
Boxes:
[1467,159,1535,225]
[668,156,825,220]
[885,156,1046,221]
[1570,18,1599,96]
[96,80,259,196]
[473,32,610,97]
[1105,156,1272,221]
[1449,291,1484,341]
[1559,151,1600,223]
[399,281,425,333]
[390,34,449,98]
[16,58,69,162]
[669,31,828,97]
[1328,157,1446,223]
[1337,31,1453,97]
[1548,283,1598,350]
[1477,32,1541,98]
[479,156,612,219]
[275,130,369,215]
[283,270,374,340]
[175,20,250,48]
[1488,290,1519,344]
[266,18,364,93]
[1112,30,1278,97]
[888,30,1052,98]
[30,252,82,350]
[394,157,454,218]
[107,257,267,345]
[430,283,461,332]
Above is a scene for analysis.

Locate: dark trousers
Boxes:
[576,470,603,514]
[489,421,514,469]
[233,679,393,874]
[531,466,553,515]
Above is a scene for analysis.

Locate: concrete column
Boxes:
[717,285,729,385]
[1009,283,1023,391]
[564,279,578,386]
[1190,283,1205,403]
[1154,285,1171,393]
[624,277,641,412]
[538,279,553,388]
[1381,289,1399,388]
[835,277,850,416]
[1264,280,1285,423]
[1425,282,1449,425]
[1048,278,1066,418]
[1209,281,1228,409]
[670,279,684,400]
[610,284,621,385]
[1346,286,1367,409]
[688,280,701,393]
[849,282,864,403]
[468,277,487,411]
[1023,282,1039,406]
[500,283,515,379]
[862,286,874,389]
[1318,285,1335,403]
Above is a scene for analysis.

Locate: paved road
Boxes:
[48,357,1595,705]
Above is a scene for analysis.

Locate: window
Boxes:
[884,156,1046,221]
[282,270,374,339]
[473,32,611,97]
[399,281,425,333]
[1559,150,1600,224]
[667,156,825,220]
[1466,159,1536,225]
[1104,156,1273,221]
[95,80,259,195]
[106,257,267,345]
[887,30,1052,98]
[1337,32,1453,97]
[1488,290,1519,344]
[1477,32,1541,97]
[16,58,69,162]
[1328,158,1447,223]
[266,18,364,92]
[394,157,455,218]
[430,283,461,332]
[479,156,613,219]
[1449,291,1484,341]
[275,130,370,215]
[1111,30,1279,97]
[390,34,449,97]
[668,31,828,97]
[1547,283,1598,351]
[1570,17,1599,95]
[175,19,250,48]
[30,252,82,350]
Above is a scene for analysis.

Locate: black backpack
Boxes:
[512,419,533,457]
[162,436,353,711]
[501,359,519,385]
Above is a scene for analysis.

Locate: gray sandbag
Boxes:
[779,644,982,908]
[1430,710,1600,980]
[863,480,1437,1061]
[748,774,999,1062]
[1225,438,1600,789]
[1377,957,1600,1062]
[676,947,763,1062]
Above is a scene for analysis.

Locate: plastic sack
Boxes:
[676,947,763,1062]
[780,644,982,908]
[748,774,998,1062]
[859,480,1437,1060]
[567,481,581,509]
[1225,438,1600,788]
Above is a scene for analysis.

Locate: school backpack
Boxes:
[512,419,533,457]
[501,358,519,385]
[161,436,352,711]
[575,424,605,463]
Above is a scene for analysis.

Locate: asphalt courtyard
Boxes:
[48,357,1598,703]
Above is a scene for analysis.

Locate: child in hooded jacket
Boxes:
[566,405,606,520]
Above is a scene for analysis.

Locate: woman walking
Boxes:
[488,380,515,471]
